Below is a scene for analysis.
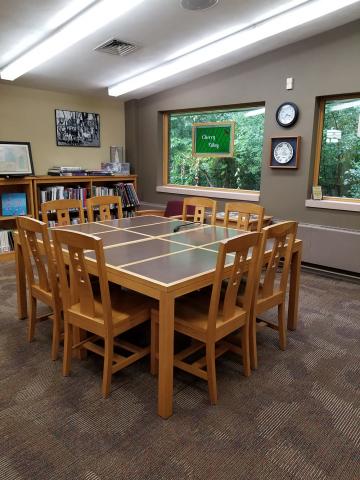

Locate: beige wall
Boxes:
[125,20,360,231]
[0,83,125,174]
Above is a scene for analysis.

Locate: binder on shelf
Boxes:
[1,192,27,216]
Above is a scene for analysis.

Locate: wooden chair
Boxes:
[41,199,85,226]
[151,231,262,404]
[86,195,123,222]
[246,221,297,369]
[52,228,153,398]
[16,216,62,360]
[182,197,217,225]
[223,202,265,232]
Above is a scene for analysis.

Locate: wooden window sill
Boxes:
[156,185,260,202]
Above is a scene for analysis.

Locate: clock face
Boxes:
[273,142,294,164]
[276,102,299,127]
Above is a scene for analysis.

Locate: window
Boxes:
[164,105,265,192]
[315,95,360,200]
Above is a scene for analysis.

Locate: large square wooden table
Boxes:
[15,216,302,418]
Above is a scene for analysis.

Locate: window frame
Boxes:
[313,93,360,203]
[162,103,265,194]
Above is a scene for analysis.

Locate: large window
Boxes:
[164,105,265,192]
[315,95,360,200]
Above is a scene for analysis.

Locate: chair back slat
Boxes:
[41,199,85,226]
[260,222,297,299]
[86,195,123,222]
[52,229,112,331]
[208,232,261,334]
[182,197,217,225]
[224,202,265,232]
[16,216,56,294]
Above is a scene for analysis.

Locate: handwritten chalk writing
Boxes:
[202,134,216,141]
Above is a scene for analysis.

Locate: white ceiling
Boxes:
[0,0,360,100]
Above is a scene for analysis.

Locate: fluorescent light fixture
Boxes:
[109,0,360,97]
[46,0,97,30]
[244,107,266,117]
[0,0,144,81]
[168,1,309,61]
[330,99,360,111]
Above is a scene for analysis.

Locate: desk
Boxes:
[15,216,302,418]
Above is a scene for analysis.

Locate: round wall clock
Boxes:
[273,142,294,164]
[276,102,299,128]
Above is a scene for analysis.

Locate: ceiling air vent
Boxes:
[94,38,139,56]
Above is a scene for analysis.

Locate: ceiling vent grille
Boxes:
[94,39,139,56]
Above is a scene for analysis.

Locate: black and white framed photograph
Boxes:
[270,136,301,169]
[55,109,100,147]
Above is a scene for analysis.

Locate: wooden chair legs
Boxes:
[102,337,114,399]
[63,322,73,376]
[278,303,287,351]
[241,324,251,377]
[206,343,217,405]
[150,316,159,376]
[27,295,37,343]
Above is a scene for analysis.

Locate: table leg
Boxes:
[158,292,175,419]
[15,240,27,319]
[288,244,302,331]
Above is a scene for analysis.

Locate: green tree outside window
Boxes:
[319,98,360,199]
[168,107,265,191]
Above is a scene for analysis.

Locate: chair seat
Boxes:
[69,289,153,335]
[154,291,247,342]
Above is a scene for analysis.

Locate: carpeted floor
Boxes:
[0,262,359,480]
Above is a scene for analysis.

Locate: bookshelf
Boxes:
[0,177,34,263]
[33,175,139,222]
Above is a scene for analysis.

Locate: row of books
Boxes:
[91,183,140,208]
[40,186,88,207]
[0,229,14,253]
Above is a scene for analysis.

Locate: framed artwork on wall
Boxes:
[55,109,100,147]
[270,136,301,169]
[0,141,34,177]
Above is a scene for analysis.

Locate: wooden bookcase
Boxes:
[33,175,138,220]
[0,177,34,263]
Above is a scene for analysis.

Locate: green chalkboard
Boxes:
[192,121,235,157]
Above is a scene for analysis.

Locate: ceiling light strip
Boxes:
[108,0,360,97]
[0,0,144,81]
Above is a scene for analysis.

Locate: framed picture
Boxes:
[55,109,100,147]
[270,136,301,169]
[0,141,34,177]
[192,121,235,158]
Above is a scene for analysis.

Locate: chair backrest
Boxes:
[41,199,85,227]
[224,202,265,232]
[52,229,112,333]
[86,195,123,222]
[164,200,186,217]
[258,221,297,299]
[16,216,58,297]
[207,231,261,336]
[182,197,217,225]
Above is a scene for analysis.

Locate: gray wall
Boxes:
[125,21,360,231]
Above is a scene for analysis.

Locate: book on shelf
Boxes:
[86,170,113,176]
[40,185,88,207]
[1,192,27,216]
[91,182,139,209]
[0,229,14,253]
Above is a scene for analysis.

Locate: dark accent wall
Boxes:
[125,21,360,231]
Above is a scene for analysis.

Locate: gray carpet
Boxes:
[0,262,359,480]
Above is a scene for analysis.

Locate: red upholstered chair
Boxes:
[136,200,194,218]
